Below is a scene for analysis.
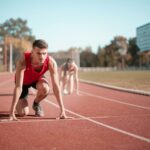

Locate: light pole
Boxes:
[9,43,13,73]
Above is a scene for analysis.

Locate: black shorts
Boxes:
[19,81,37,99]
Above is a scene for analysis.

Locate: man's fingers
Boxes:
[56,116,74,120]
[9,116,19,121]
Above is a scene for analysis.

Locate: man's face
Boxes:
[32,47,48,64]
[68,62,73,69]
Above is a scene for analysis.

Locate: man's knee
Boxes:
[37,82,50,96]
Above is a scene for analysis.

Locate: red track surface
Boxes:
[0,72,150,150]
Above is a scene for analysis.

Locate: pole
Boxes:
[9,43,13,73]
[3,44,7,71]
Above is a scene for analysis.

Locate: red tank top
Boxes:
[23,52,49,85]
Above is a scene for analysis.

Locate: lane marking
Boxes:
[80,90,150,110]
[0,79,149,142]
[0,116,108,123]
[1,114,150,124]
[0,98,149,143]
[80,114,150,119]
[0,118,60,123]
[80,79,150,96]
[45,99,150,143]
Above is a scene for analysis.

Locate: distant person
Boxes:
[9,39,69,121]
[59,58,79,95]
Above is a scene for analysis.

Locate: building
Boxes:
[136,23,150,67]
[136,23,150,52]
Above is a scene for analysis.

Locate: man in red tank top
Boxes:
[9,39,69,121]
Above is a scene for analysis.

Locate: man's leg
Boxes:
[32,79,50,116]
[62,75,69,94]
[16,99,29,117]
[68,75,74,94]
[16,85,29,117]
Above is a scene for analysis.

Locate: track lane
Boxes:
[0,72,150,150]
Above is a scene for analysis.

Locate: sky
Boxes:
[0,0,150,53]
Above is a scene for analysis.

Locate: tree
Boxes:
[80,46,98,67]
[0,18,35,51]
[0,18,35,71]
[127,37,140,66]
[114,36,128,69]
[0,18,35,41]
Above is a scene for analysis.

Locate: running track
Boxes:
[0,72,150,150]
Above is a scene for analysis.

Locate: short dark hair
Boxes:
[63,58,73,72]
[32,39,48,49]
[66,58,73,64]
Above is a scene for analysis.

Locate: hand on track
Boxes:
[9,114,19,121]
[56,112,73,120]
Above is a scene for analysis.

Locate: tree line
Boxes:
[79,36,140,68]
[0,18,143,70]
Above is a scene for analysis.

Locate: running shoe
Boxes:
[32,103,44,117]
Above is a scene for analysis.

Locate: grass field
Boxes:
[79,70,150,92]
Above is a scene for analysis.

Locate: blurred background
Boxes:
[0,0,150,91]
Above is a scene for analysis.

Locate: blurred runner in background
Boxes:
[59,58,79,95]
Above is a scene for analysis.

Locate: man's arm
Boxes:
[48,57,67,119]
[58,65,64,94]
[9,55,25,121]
[58,65,64,85]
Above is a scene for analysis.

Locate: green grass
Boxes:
[79,70,150,92]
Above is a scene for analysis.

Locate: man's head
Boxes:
[32,39,48,64]
[32,39,48,49]
[66,58,74,69]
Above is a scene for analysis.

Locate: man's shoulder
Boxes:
[47,55,58,70]
[16,53,26,69]
[47,55,56,64]
[73,63,78,69]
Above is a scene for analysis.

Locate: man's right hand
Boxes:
[9,114,18,121]
[56,111,73,120]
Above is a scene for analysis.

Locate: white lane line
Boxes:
[1,82,149,142]
[0,118,60,123]
[0,116,110,124]
[83,114,150,119]
[80,79,150,96]
[1,114,150,124]
[45,99,150,143]
[80,90,150,110]
[0,116,108,124]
